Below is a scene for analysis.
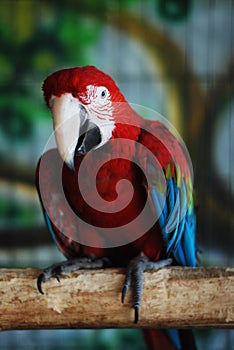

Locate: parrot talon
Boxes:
[122,255,172,323]
[37,263,63,294]
[134,306,139,324]
[121,285,128,303]
[37,257,112,294]
[37,273,45,295]
[55,267,61,283]
[56,275,60,283]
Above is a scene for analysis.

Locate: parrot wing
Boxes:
[139,120,196,267]
[36,148,82,259]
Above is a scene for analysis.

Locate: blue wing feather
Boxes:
[150,176,196,268]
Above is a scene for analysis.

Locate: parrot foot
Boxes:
[121,254,172,324]
[37,256,111,295]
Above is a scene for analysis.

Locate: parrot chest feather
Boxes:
[63,143,148,229]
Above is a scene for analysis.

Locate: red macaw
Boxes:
[36,66,197,350]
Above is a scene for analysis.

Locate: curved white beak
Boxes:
[51,93,86,170]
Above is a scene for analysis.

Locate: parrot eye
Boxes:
[95,86,109,104]
[100,89,107,99]
[72,92,77,98]
[101,90,107,98]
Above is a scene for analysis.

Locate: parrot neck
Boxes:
[112,123,141,142]
[112,103,142,141]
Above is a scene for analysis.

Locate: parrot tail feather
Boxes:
[142,329,178,350]
[142,329,197,350]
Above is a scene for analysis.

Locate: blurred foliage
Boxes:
[0,1,102,142]
[0,194,39,228]
[0,0,103,229]
[157,0,192,21]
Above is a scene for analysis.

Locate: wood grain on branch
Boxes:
[0,267,233,331]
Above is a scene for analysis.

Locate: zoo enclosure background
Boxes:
[0,0,233,349]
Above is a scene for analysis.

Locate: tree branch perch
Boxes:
[0,267,233,331]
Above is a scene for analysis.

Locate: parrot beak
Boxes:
[51,94,101,170]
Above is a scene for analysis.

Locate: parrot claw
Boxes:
[56,275,60,283]
[37,273,46,295]
[55,267,61,283]
[37,256,111,294]
[134,306,139,324]
[37,265,61,295]
[121,285,128,303]
[121,254,172,323]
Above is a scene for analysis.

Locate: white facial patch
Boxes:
[83,85,115,149]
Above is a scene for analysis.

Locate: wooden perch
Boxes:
[0,267,233,331]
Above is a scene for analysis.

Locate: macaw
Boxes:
[36,65,197,350]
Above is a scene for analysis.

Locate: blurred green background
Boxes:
[0,0,233,349]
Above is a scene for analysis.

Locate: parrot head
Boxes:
[42,65,128,169]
